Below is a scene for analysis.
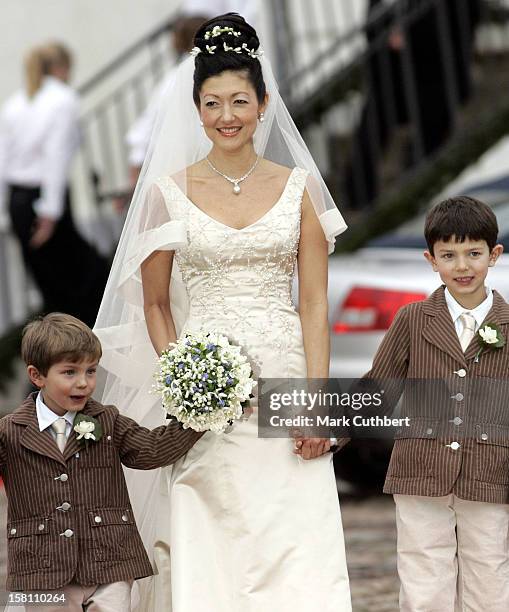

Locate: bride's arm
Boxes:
[295,190,331,459]
[141,249,177,356]
[298,190,329,379]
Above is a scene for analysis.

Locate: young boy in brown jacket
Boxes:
[0,313,202,611]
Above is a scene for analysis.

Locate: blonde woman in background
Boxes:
[0,42,108,326]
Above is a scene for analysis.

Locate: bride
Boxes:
[95,13,351,611]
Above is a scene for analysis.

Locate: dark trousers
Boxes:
[8,185,109,327]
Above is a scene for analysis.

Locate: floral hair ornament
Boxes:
[190,26,263,59]
[474,323,505,363]
[204,26,241,40]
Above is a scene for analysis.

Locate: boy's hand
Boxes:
[293,437,330,459]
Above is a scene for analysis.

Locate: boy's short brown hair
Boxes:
[21,313,102,374]
[424,196,499,255]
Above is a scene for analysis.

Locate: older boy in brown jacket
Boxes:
[365,197,509,611]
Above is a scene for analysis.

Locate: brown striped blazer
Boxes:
[0,394,202,591]
[363,285,509,503]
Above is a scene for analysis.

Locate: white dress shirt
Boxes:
[0,76,80,221]
[444,286,493,338]
[36,391,76,441]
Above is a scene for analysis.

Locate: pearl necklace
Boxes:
[206,156,259,194]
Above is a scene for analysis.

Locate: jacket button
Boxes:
[481,433,488,441]
[63,529,74,538]
[449,441,460,450]
[455,369,466,377]
[55,473,68,482]
[38,524,45,531]
[453,417,463,426]
[94,516,102,523]
[122,514,128,522]
[60,502,71,511]
[426,428,433,435]
[10,528,16,535]
[453,393,464,402]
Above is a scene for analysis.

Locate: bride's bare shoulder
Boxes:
[184,161,209,177]
[258,159,293,182]
[168,161,209,187]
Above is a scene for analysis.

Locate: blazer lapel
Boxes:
[62,429,81,461]
[21,424,67,465]
[422,287,466,364]
[464,290,509,362]
[13,396,67,466]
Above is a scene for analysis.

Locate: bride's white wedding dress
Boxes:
[151,166,351,611]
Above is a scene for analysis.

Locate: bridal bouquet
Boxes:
[154,331,255,433]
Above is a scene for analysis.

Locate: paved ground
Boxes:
[0,485,399,611]
[342,494,399,611]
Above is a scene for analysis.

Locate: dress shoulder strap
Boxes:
[293,167,309,190]
[154,176,187,219]
[289,167,309,202]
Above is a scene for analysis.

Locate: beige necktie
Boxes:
[51,418,67,453]
[459,312,476,352]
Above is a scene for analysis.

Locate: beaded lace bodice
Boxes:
[155,166,308,366]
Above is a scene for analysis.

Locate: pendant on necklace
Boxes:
[233,183,241,194]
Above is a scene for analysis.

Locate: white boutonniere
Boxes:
[73,414,103,446]
[474,323,506,362]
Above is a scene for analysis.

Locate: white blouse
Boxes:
[0,76,80,220]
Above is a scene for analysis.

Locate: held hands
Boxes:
[293,436,331,459]
[30,216,56,248]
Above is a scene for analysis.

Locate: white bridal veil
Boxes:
[94,51,347,607]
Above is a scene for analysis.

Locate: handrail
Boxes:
[77,14,177,96]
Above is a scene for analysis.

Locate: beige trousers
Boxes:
[394,494,509,612]
[5,580,133,612]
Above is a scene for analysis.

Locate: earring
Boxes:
[258,112,265,123]
[199,119,204,127]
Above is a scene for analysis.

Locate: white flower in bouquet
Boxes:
[154,332,256,434]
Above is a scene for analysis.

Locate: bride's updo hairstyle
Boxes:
[192,13,266,105]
